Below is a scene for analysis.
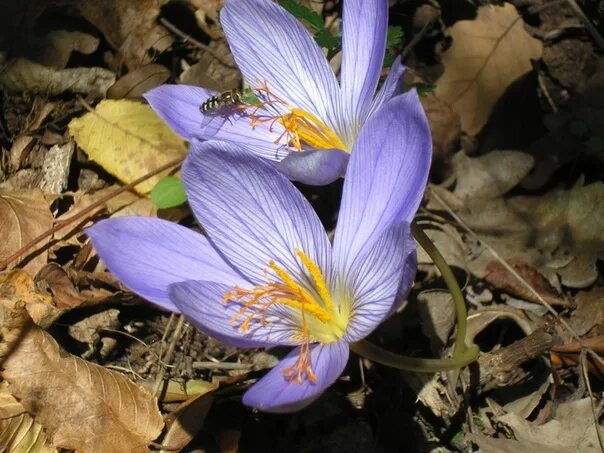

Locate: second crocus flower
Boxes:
[145,0,415,185]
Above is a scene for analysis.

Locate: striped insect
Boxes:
[200,89,243,113]
[200,88,262,113]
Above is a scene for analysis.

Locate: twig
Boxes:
[152,314,187,397]
[427,185,604,369]
[477,328,555,387]
[565,0,604,51]
[192,361,252,371]
[159,17,237,69]
[537,72,558,113]
[580,352,604,452]
[401,20,433,61]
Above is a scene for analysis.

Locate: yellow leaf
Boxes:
[0,382,58,453]
[435,3,542,135]
[68,99,186,194]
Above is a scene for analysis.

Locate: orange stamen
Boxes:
[243,82,347,152]
[223,249,334,384]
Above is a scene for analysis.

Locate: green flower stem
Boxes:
[350,340,478,373]
[350,222,479,373]
[411,222,470,359]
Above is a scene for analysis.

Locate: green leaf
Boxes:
[383,53,396,67]
[278,0,324,31]
[387,26,404,47]
[416,83,437,97]
[278,0,341,55]
[314,28,341,53]
[150,176,187,209]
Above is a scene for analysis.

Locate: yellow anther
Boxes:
[268,259,331,323]
[244,82,347,153]
[295,249,333,311]
[279,108,347,152]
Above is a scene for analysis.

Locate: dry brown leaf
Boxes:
[485,261,571,307]
[40,30,100,69]
[0,189,53,274]
[569,289,604,337]
[35,264,85,309]
[8,100,56,173]
[452,151,534,201]
[161,382,217,451]
[0,269,61,328]
[0,58,116,98]
[179,42,240,91]
[72,0,174,69]
[0,382,57,453]
[417,290,456,354]
[496,398,603,453]
[435,3,542,135]
[0,318,163,452]
[420,94,461,176]
[107,63,171,99]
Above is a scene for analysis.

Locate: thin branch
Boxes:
[580,352,604,452]
[159,17,237,69]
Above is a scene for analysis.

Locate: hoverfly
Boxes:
[200,88,261,113]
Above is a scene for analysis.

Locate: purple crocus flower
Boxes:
[145,0,408,185]
[87,94,431,412]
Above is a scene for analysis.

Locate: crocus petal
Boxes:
[242,340,349,413]
[333,91,431,276]
[169,280,297,347]
[221,0,342,131]
[342,223,413,343]
[144,85,212,141]
[146,85,284,160]
[340,0,388,127]
[366,57,406,119]
[182,141,332,289]
[87,217,243,312]
[277,149,349,186]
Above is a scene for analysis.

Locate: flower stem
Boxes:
[350,340,478,373]
[410,222,470,359]
[350,222,479,373]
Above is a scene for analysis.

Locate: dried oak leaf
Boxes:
[0,381,57,453]
[419,94,461,177]
[68,100,186,194]
[485,261,571,307]
[35,263,85,309]
[0,319,163,452]
[0,58,115,98]
[161,382,217,451]
[107,63,171,99]
[569,289,604,337]
[0,189,53,274]
[72,0,173,70]
[452,150,534,201]
[435,3,542,135]
[39,30,100,69]
[0,269,61,328]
